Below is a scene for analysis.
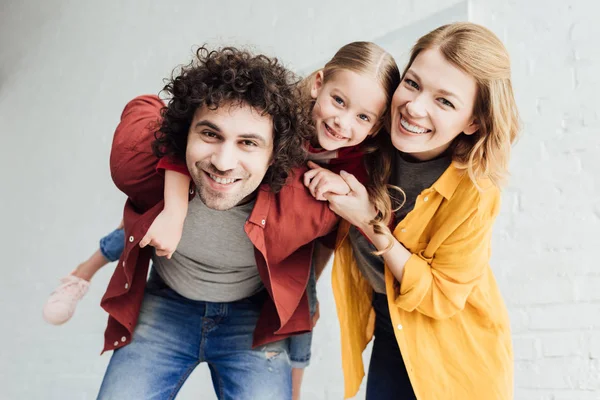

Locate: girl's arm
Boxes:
[139,170,191,259]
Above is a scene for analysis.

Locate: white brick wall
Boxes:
[471,0,600,399]
[1,0,598,398]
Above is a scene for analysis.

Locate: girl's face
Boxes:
[390,47,479,161]
[311,69,387,151]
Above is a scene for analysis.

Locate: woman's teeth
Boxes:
[400,117,430,134]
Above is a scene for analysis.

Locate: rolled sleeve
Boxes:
[156,156,190,177]
[394,205,497,320]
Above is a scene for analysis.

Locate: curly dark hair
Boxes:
[152,45,313,193]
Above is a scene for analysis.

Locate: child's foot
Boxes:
[42,274,90,325]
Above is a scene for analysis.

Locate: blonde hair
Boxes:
[367,22,521,253]
[300,41,400,134]
[299,42,401,253]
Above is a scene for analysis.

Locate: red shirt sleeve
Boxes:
[110,95,167,211]
[157,156,190,177]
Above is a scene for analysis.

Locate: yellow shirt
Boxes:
[332,163,513,400]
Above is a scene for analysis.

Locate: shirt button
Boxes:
[125,283,129,290]
[261,219,266,225]
[121,336,127,342]
[401,228,406,233]
[113,341,119,346]
[423,196,429,202]
[122,261,126,267]
[129,236,134,243]
[397,324,403,330]
[189,188,194,194]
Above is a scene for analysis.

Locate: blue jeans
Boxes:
[98,227,316,370]
[97,269,292,400]
[99,228,125,262]
[366,293,416,400]
[287,260,317,369]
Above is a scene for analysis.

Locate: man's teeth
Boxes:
[400,117,430,134]
[210,174,236,184]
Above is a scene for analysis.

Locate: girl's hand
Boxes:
[139,208,185,259]
[325,170,377,230]
[303,161,351,201]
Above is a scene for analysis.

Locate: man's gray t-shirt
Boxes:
[152,194,262,302]
[349,151,451,294]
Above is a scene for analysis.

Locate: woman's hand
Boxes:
[303,161,351,201]
[325,170,377,230]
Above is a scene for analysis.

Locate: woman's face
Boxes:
[389,47,479,161]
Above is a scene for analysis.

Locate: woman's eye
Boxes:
[438,98,455,109]
[404,79,419,90]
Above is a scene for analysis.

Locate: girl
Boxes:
[305,23,520,400]
[43,42,400,399]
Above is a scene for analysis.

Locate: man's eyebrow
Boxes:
[239,133,268,146]
[194,120,220,131]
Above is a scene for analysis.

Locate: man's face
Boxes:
[186,102,274,210]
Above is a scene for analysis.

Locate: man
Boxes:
[97,47,337,399]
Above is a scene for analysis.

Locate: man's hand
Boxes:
[139,208,185,259]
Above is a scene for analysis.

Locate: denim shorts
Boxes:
[288,260,317,369]
[99,228,125,262]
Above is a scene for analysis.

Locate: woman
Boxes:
[305,22,520,399]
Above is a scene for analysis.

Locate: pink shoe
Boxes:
[43,274,90,325]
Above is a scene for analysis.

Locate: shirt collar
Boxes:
[431,162,465,200]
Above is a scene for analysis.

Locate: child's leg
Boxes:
[43,227,125,325]
[289,260,318,400]
[73,227,125,280]
[289,332,312,400]
[291,368,305,400]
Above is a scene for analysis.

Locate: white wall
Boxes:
[470,1,600,399]
[1,0,598,399]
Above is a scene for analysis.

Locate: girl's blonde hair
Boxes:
[301,41,400,134]
[367,22,521,253]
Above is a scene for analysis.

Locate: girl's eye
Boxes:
[358,114,370,122]
[333,95,345,106]
[404,78,419,90]
[438,98,455,109]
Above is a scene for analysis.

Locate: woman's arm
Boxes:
[327,170,499,320]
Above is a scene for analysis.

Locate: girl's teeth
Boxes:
[325,124,345,139]
[400,117,429,134]
[210,174,236,184]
